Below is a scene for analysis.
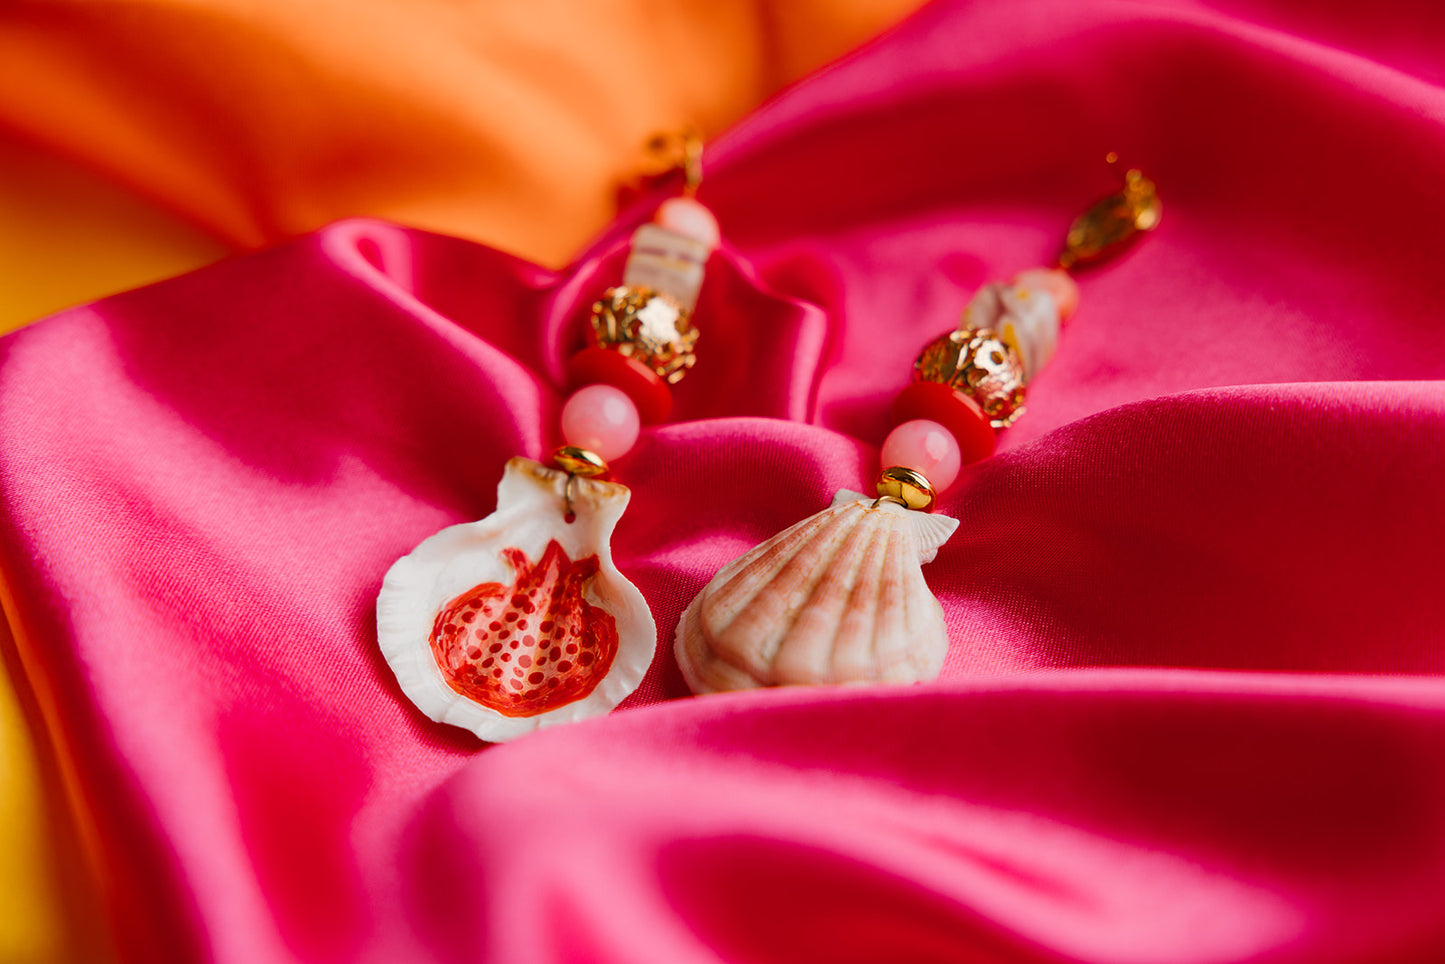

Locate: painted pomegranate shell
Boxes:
[377,458,655,742]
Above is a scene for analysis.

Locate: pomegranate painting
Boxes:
[377,458,655,742]
[429,540,619,717]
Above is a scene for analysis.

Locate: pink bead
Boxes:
[561,384,640,462]
[656,197,721,250]
[881,419,962,492]
[1014,267,1080,321]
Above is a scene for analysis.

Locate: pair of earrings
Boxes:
[377,141,1161,742]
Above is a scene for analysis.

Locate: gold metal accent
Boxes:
[589,286,699,384]
[1058,158,1161,270]
[875,467,937,512]
[552,446,609,478]
[914,326,1027,428]
[643,127,704,196]
[553,446,609,521]
[563,473,579,519]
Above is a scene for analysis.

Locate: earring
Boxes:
[377,132,719,741]
[675,159,1161,694]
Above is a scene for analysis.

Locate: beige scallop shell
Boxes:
[675,492,959,694]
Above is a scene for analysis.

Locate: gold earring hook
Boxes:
[551,446,609,522]
[643,126,704,196]
[563,473,578,521]
[1057,152,1162,271]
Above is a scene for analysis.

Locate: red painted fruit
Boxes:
[429,540,618,717]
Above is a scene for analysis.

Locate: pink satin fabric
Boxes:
[4,0,1445,960]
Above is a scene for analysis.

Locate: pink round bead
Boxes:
[1013,267,1079,321]
[656,197,721,250]
[560,384,640,462]
[881,419,962,492]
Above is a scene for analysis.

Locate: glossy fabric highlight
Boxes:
[3,0,1445,960]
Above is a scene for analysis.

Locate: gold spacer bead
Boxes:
[552,446,609,478]
[875,466,936,512]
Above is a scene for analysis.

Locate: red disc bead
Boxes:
[566,346,673,424]
[891,381,996,465]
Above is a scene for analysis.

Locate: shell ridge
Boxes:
[869,523,914,681]
[703,502,855,621]
[675,597,762,694]
[770,503,883,684]
[711,504,874,678]
[880,521,946,681]
[861,524,890,676]
[684,592,777,688]
[701,502,861,647]
[827,516,893,683]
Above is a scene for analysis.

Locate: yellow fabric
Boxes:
[0,653,65,963]
[0,616,112,963]
[0,135,227,334]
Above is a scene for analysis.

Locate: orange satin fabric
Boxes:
[0,0,925,332]
[0,1,927,958]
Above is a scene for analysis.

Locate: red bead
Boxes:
[566,347,672,424]
[891,381,996,465]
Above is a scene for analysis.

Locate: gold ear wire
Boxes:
[1058,153,1162,270]
[642,127,704,196]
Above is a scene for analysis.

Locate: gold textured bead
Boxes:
[875,466,937,512]
[552,446,609,478]
[589,285,700,385]
[913,327,1028,428]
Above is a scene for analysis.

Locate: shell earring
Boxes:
[675,159,1161,694]
[378,132,720,741]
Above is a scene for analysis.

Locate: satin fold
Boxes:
[3,0,1445,960]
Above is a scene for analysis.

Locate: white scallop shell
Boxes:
[377,457,656,742]
[675,492,959,694]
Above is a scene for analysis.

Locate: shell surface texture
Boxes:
[378,457,655,742]
[675,492,959,695]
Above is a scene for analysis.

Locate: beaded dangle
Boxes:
[675,161,1161,694]
[378,134,720,741]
